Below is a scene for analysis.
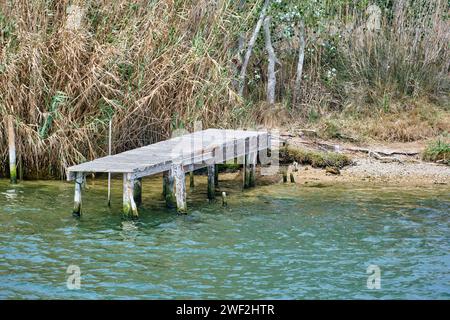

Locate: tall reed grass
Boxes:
[0,0,247,178]
[0,0,449,178]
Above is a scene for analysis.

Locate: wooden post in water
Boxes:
[282,168,288,183]
[222,191,227,207]
[123,173,138,217]
[163,170,175,208]
[214,164,219,187]
[189,171,195,188]
[248,151,257,188]
[73,172,84,216]
[207,164,215,200]
[7,116,17,184]
[173,163,187,213]
[133,178,142,207]
[243,137,251,188]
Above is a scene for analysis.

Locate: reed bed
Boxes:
[1,0,448,178]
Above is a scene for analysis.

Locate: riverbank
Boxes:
[272,134,450,187]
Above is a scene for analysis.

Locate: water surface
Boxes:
[0,177,449,299]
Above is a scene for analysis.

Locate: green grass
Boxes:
[422,137,450,165]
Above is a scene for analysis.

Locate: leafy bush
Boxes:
[422,137,450,165]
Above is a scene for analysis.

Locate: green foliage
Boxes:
[422,136,450,165]
[38,91,68,139]
[280,146,353,168]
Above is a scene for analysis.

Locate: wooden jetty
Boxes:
[67,129,270,216]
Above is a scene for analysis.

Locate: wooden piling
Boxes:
[133,178,142,207]
[222,191,227,207]
[189,171,195,188]
[123,173,138,217]
[248,151,257,188]
[207,165,215,200]
[163,170,175,208]
[7,116,17,184]
[242,136,257,188]
[282,168,288,183]
[73,172,84,216]
[214,164,219,187]
[243,138,250,188]
[173,163,187,213]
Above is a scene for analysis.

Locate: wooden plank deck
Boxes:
[67,129,270,216]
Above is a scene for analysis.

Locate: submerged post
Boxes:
[282,168,288,183]
[163,170,175,208]
[123,173,138,217]
[189,171,195,188]
[207,164,215,200]
[222,191,227,207]
[243,137,257,188]
[7,116,17,184]
[73,172,84,216]
[248,151,257,188]
[173,163,187,214]
[214,164,219,187]
[133,178,142,207]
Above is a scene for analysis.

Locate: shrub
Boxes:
[280,146,353,169]
[422,137,450,165]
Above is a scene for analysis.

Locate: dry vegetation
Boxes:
[0,0,249,178]
[0,0,449,179]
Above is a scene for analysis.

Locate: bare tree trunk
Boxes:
[263,16,278,105]
[238,0,270,96]
[232,0,247,90]
[293,21,306,107]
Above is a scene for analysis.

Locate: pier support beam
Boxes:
[242,137,257,189]
[214,164,219,187]
[189,171,195,188]
[133,178,142,207]
[243,153,257,189]
[163,170,175,208]
[7,116,17,184]
[73,172,84,216]
[123,173,138,217]
[248,151,257,188]
[173,163,187,214]
[207,164,215,200]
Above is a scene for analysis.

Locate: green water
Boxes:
[0,177,449,299]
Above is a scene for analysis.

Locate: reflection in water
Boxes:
[0,177,449,299]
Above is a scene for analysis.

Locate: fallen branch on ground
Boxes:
[368,151,403,163]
